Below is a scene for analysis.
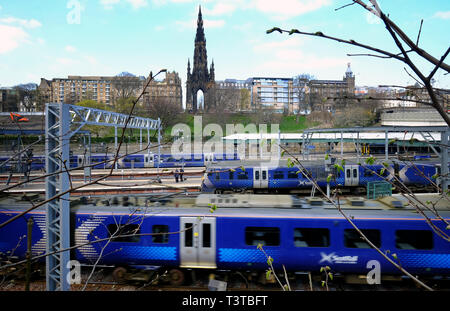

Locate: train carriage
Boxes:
[1,194,449,284]
[202,160,441,194]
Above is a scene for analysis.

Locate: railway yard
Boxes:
[1,128,449,293]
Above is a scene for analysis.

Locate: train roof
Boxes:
[205,158,440,170]
[1,193,448,222]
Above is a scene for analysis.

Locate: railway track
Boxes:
[0,167,206,183]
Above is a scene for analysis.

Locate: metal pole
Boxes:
[278,129,281,159]
[441,129,449,192]
[25,217,33,291]
[147,127,150,158]
[385,130,388,162]
[140,128,142,150]
[114,126,118,170]
[341,131,343,157]
[45,103,71,291]
[357,131,360,163]
[157,118,161,175]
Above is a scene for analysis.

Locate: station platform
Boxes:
[2,176,202,196]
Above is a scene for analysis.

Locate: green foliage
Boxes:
[266,27,282,34]
[365,155,376,165]
[287,158,294,168]
[327,174,333,183]
[208,203,217,214]
[334,164,344,174]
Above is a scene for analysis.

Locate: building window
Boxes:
[294,228,330,247]
[245,227,280,246]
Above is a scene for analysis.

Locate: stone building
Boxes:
[143,71,182,109]
[215,79,252,112]
[39,71,182,110]
[186,6,216,113]
[307,63,355,112]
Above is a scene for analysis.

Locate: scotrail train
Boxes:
[201,160,444,194]
[0,194,449,286]
[0,152,239,172]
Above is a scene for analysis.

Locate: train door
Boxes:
[179,217,216,269]
[77,155,85,168]
[144,154,154,168]
[344,165,359,186]
[204,153,214,166]
[253,167,268,189]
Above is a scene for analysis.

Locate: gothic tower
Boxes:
[186,6,215,113]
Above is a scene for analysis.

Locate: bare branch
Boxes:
[416,19,423,46]
[335,2,355,11]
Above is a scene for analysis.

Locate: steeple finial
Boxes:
[195,5,205,42]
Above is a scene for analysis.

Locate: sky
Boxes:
[0,0,449,105]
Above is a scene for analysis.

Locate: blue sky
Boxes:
[0,0,449,100]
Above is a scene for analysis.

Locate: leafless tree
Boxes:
[146,97,183,130]
[267,0,450,126]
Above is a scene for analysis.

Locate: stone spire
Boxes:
[195,5,206,43]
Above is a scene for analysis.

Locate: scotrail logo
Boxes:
[319,252,358,264]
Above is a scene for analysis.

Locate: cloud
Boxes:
[126,0,148,9]
[100,0,120,10]
[250,0,331,20]
[100,0,148,10]
[65,45,77,53]
[434,11,450,19]
[203,3,237,16]
[0,17,42,28]
[0,24,30,54]
[252,36,346,76]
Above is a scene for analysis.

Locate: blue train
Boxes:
[0,194,449,286]
[0,152,239,172]
[201,160,442,194]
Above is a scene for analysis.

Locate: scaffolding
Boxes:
[44,102,161,290]
[301,126,449,192]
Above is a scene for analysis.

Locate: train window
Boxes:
[184,223,193,247]
[364,169,374,177]
[229,171,234,180]
[262,170,267,180]
[273,171,284,179]
[353,168,358,178]
[346,169,351,178]
[395,230,433,250]
[344,229,380,248]
[288,171,298,179]
[232,198,238,204]
[245,227,280,246]
[378,169,388,177]
[255,170,260,180]
[152,225,169,244]
[107,224,140,243]
[294,228,330,247]
[316,168,327,179]
[237,172,249,180]
[203,224,211,248]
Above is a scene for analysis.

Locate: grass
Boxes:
[279,115,309,133]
